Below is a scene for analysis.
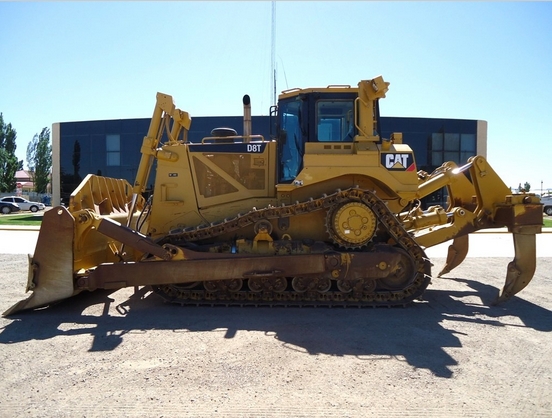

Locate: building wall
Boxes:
[52,123,61,207]
[477,120,488,159]
[52,115,486,206]
[380,117,483,172]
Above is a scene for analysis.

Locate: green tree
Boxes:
[518,182,531,192]
[523,182,531,192]
[0,113,23,192]
[26,127,52,193]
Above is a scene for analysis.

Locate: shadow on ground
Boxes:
[1,275,550,379]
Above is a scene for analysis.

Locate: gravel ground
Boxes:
[0,254,551,417]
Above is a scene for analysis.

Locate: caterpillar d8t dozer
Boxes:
[4,75,543,316]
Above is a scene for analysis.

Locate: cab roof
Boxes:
[278,85,359,100]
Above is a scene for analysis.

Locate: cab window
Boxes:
[316,100,354,142]
[279,101,303,181]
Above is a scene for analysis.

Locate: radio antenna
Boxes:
[271,1,276,106]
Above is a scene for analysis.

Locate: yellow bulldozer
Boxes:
[4,75,543,316]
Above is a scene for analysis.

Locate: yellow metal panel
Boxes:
[279,86,359,100]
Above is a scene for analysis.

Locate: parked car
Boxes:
[0,201,21,214]
[0,196,45,212]
[542,195,552,216]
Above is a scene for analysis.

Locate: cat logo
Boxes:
[381,152,416,171]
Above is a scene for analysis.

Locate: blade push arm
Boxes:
[133,93,192,195]
[126,93,192,226]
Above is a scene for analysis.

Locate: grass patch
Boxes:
[0,213,43,226]
[544,218,552,228]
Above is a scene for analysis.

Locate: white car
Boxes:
[542,195,552,216]
[0,196,45,212]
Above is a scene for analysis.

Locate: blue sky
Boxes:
[1,1,551,192]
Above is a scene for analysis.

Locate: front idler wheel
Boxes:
[378,248,416,290]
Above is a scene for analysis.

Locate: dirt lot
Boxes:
[0,254,551,417]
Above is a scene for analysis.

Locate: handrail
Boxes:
[200,134,266,144]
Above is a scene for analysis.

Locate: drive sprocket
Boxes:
[326,201,377,249]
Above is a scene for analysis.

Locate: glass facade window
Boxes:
[431,132,476,167]
[444,133,460,151]
[431,133,443,150]
[106,134,120,166]
[431,133,444,166]
[460,133,476,163]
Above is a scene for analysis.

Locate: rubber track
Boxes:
[152,188,432,307]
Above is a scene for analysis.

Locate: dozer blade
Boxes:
[3,207,77,316]
[437,234,469,277]
[494,233,537,305]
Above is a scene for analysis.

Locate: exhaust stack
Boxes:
[243,94,251,142]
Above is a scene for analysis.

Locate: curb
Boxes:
[0,225,42,231]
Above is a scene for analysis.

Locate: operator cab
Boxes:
[277,90,358,183]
